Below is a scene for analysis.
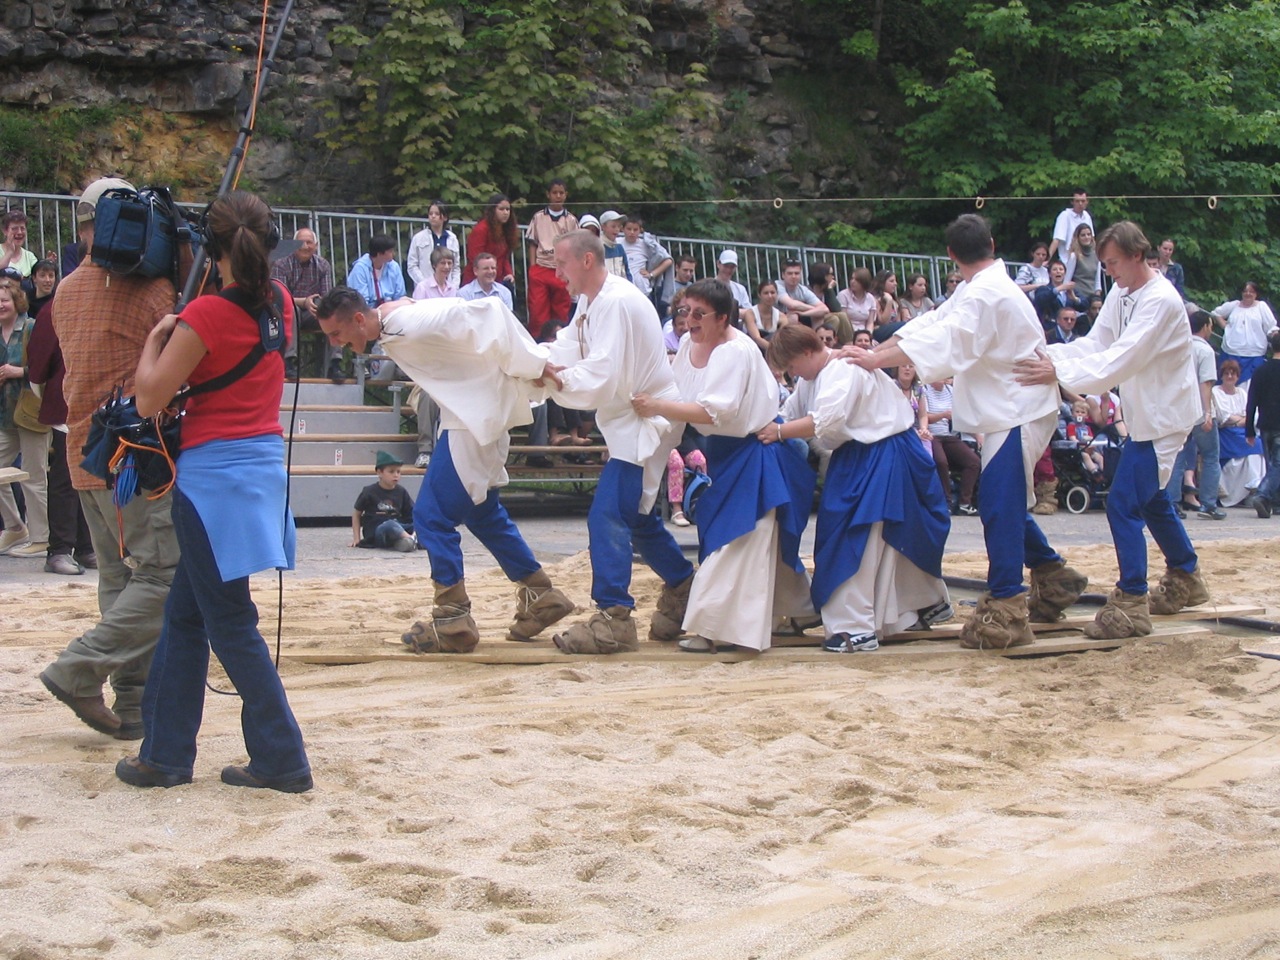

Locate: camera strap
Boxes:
[183,281,288,400]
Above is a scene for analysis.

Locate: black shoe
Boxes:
[284,356,299,380]
[527,455,553,468]
[327,359,345,384]
[114,720,145,741]
[1174,504,1186,519]
[1196,505,1227,521]
[116,756,192,788]
[221,764,313,794]
[1254,496,1273,519]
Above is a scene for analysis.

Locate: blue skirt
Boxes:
[1219,424,1253,463]
[696,427,814,574]
[811,429,950,610]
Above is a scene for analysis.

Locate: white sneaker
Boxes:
[0,525,32,554]
[8,540,49,558]
[414,452,431,468]
[671,511,690,527]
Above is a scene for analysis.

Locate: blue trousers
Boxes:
[140,488,310,782]
[979,425,1062,599]
[413,431,539,586]
[1164,422,1221,509]
[1254,430,1280,506]
[373,519,411,548]
[1106,439,1197,594]
[589,458,695,608]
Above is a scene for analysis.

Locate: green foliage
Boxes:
[328,0,717,214]
[0,105,126,193]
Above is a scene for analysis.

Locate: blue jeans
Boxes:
[1256,430,1280,506]
[139,489,310,782]
[373,519,411,548]
[1165,422,1221,508]
[588,458,695,608]
[1106,439,1197,594]
[978,425,1061,599]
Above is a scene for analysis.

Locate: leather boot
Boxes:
[1148,565,1210,616]
[401,580,480,653]
[1083,588,1152,639]
[959,593,1036,650]
[553,606,639,654]
[1030,481,1058,516]
[507,568,575,641]
[1027,559,1088,622]
[648,573,694,642]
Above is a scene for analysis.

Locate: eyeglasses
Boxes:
[675,306,716,320]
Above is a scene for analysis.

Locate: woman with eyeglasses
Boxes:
[632,279,815,653]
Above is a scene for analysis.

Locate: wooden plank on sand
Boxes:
[280,622,1210,666]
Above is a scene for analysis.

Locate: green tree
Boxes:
[328,0,715,215]
[830,0,1280,299]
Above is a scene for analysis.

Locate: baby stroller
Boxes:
[1050,435,1118,513]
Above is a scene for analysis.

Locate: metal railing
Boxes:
[2,189,1015,303]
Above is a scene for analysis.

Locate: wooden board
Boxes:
[280,621,1211,666]
[0,466,30,483]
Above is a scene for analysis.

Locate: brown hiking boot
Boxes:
[1027,559,1088,622]
[507,568,575,641]
[648,573,694,642]
[553,606,638,654]
[1083,588,1152,639]
[1030,481,1058,516]
[401,580,480,653]
[958,593,1036,650]
[1148,565,1210,616]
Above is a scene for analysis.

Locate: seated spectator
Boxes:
[671,255,697,300]
[0,278,51,557]
[889,361,931,451]
[923,378,980,515]
[1015,242,1051,295]
[413,247,458,300]
[777,259,828,325]
[810,263,853,343]
[0,210,36,278]
[666,444,706,527]
[347,233,406,306]
[936,271,962,304]
[816,323,837,348]
[663,291,689,355]
[1045,304,1082,344]
[27,259,57,317]
[1086,390,1128,442]
[352,452,418,552]
[406,200,461,290]
[459,252,513,310]
[1065,400,1106,476]
[1214,359,1264,506]
[742,279,786,351]
[871,269,899,331]
[1081,294,1103,335]
[715,250,752,313]
[851,328,873,349]
[1032,259,1087,324]
[898,272,935,322]
[838,267,877,328]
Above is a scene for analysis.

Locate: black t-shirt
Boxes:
[353,481,414,544]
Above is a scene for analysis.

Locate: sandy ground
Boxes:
[2,538,1280,959]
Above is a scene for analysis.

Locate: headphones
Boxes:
[199,195,281,261]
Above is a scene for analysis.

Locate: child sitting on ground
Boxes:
[1065,400,1106,475]
[352,451,418,552]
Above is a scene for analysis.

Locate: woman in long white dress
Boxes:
[1213,359,1264,506]
[632,279,815,653]
[1212,282,1278,383]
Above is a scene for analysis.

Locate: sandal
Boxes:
[773,615,823,637]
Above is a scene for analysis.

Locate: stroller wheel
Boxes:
[1065,484,1091,514]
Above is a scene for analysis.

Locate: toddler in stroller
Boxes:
[1051,400,1117,513]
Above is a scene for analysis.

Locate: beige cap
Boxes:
[77,177,136,224]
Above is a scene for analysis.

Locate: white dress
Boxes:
[673,332,813,651]
[1212,385,1264,506]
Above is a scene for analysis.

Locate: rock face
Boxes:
[0,0,900,218]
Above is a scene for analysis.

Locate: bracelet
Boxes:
[776,423,782,442]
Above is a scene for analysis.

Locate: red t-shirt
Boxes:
[179,280,292,449]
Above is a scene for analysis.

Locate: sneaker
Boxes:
[414,452,431,469]
[822,632,880,653]
[907,599,955,632]
[75,551,98,569]
[526,455,553,468]
[1196,505,1227,521]
[671,511,690,527]
[1254,496,1273,519]
[44,554,84,576]
[8,540,49,558]
[956,503,978,516]
[0,524,30,554]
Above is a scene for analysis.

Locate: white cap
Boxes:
[77,177,135,223]
[578,214,601,233]
[599,210,625,225]
[718,250,738,265]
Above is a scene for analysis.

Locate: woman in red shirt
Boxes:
[462,193,518,287]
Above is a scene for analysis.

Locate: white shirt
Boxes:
[376,298,548,503]
[546,273,681,511]
[794,358,912,450]
[620,239,653,296]
[1212,299,1278,357]
[458,278,514,311]
[726,278,751,313]
[896,260,1059,434]
[405,228,461,289]
[1052,207,1094,253]
[838,289,877,326]
[673,332,778,437]
[1047,273,1201,442]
